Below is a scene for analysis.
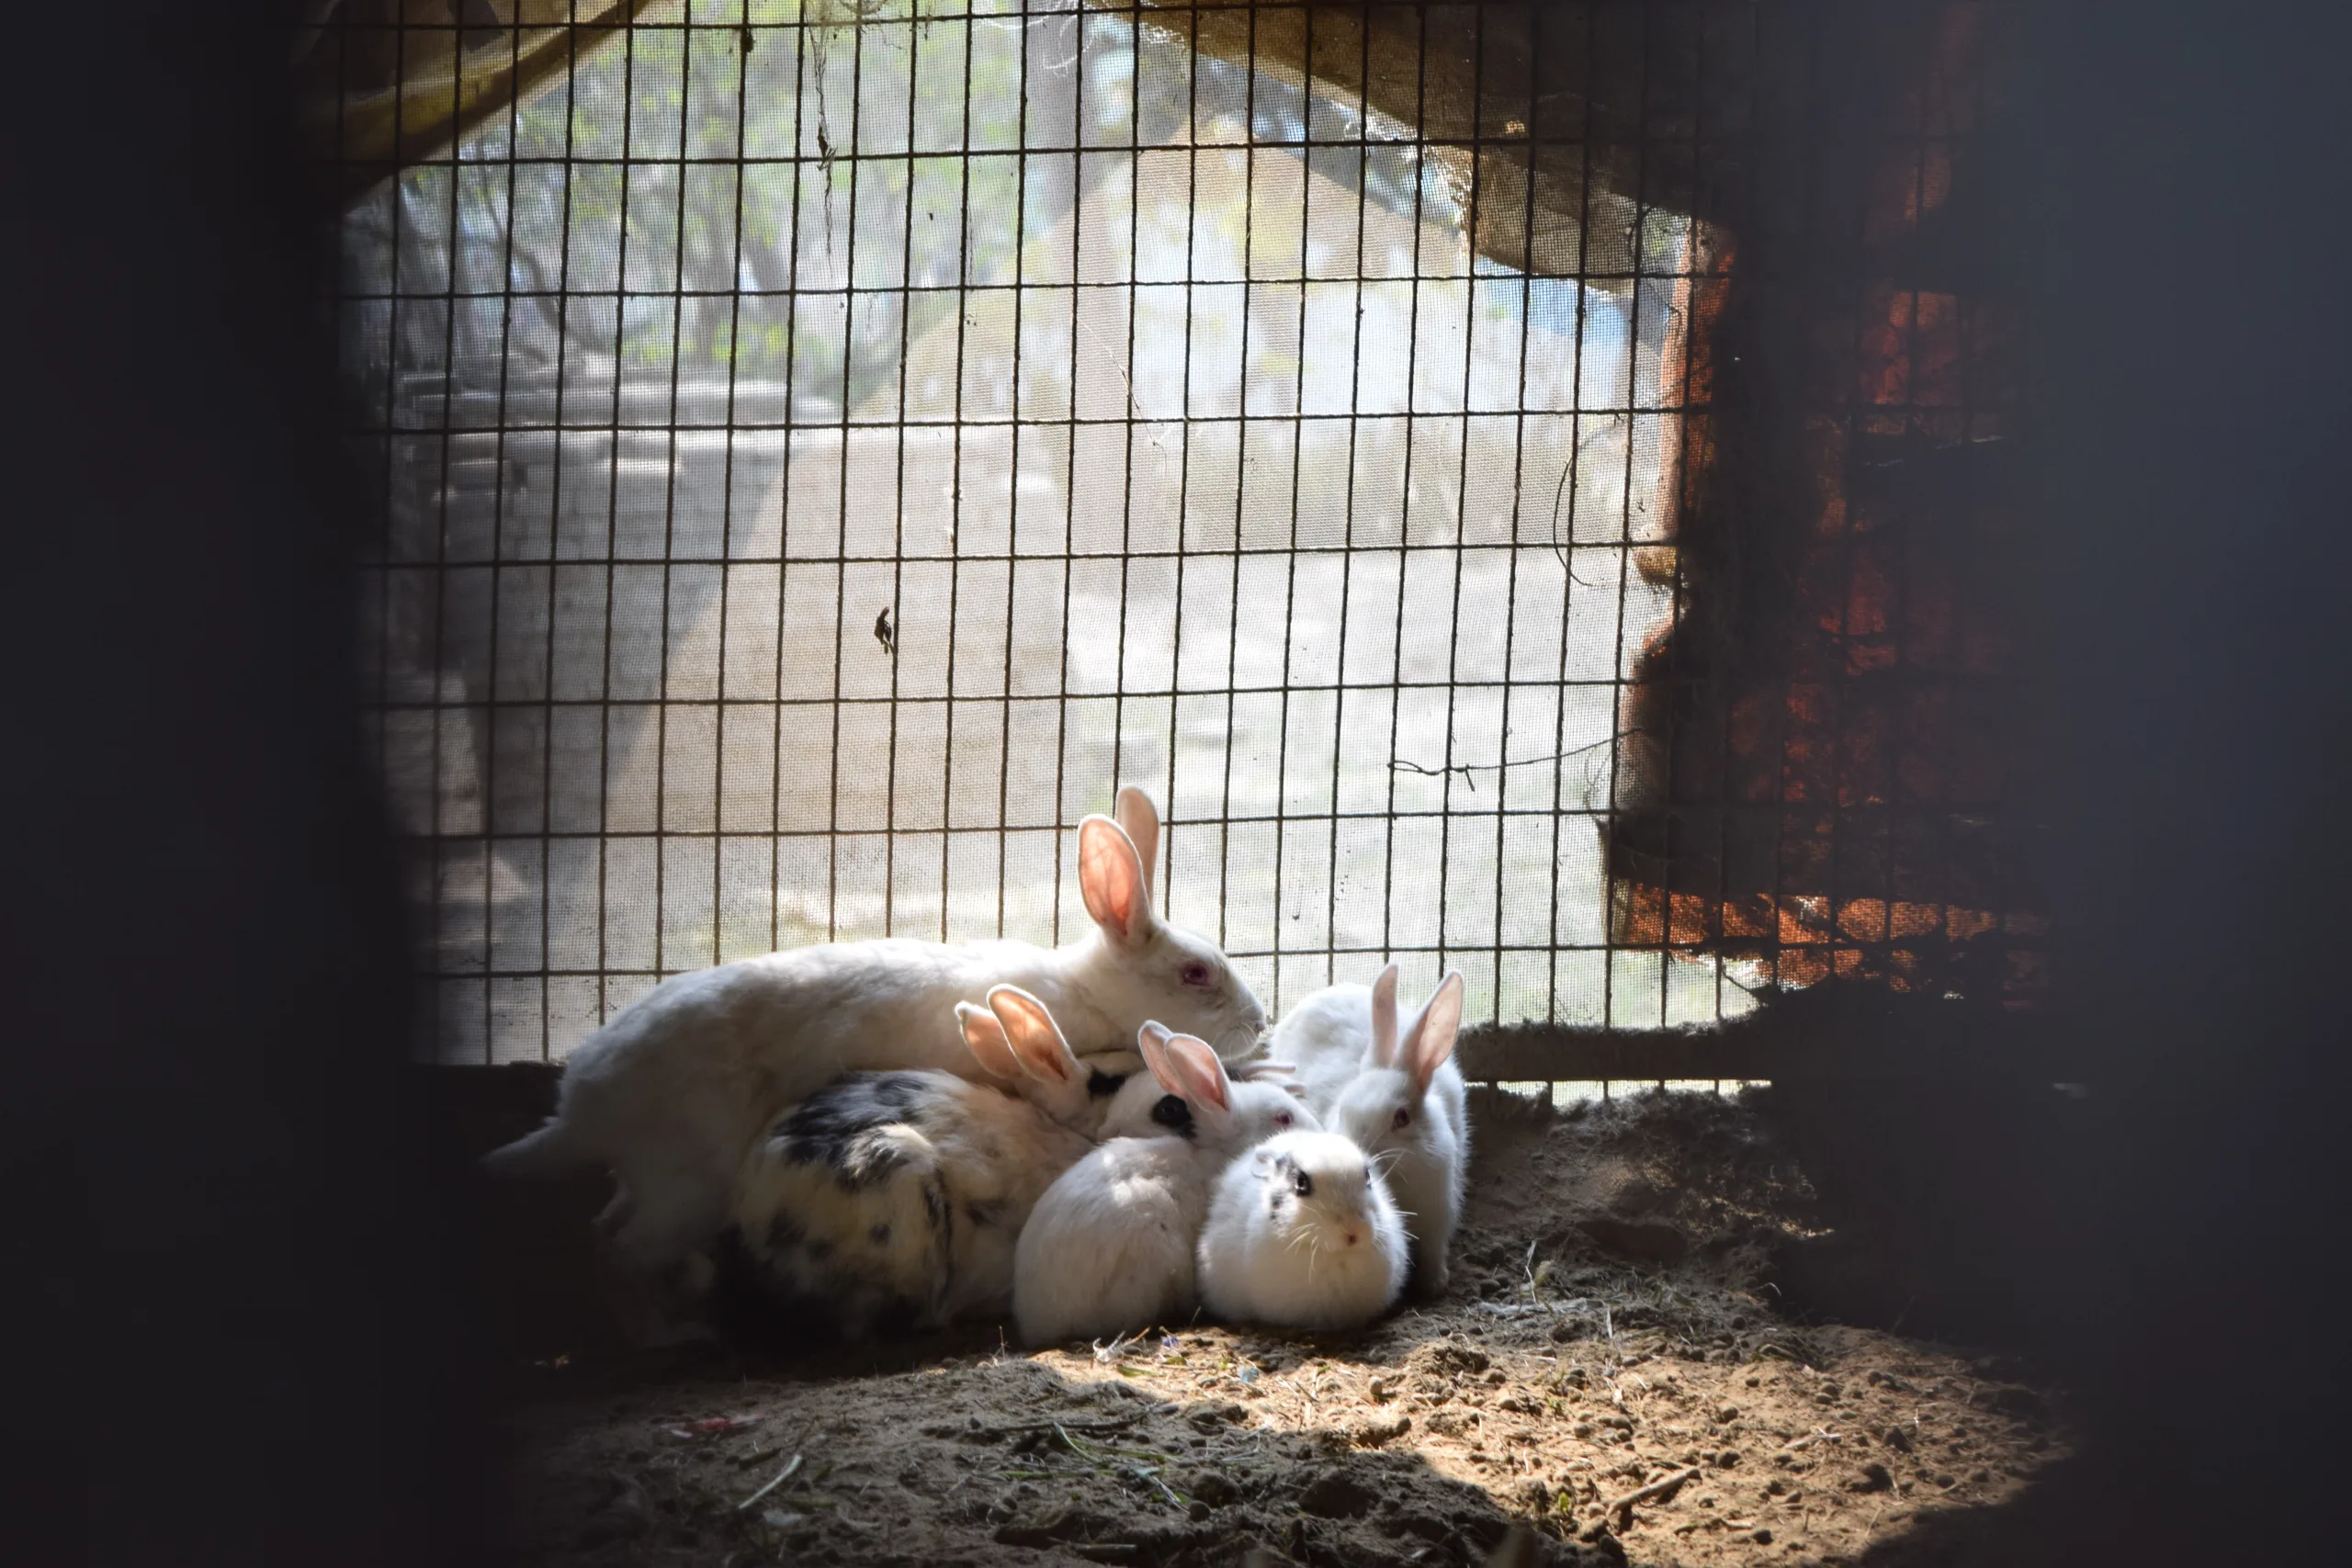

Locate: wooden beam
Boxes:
[1455,1009,2086,1085]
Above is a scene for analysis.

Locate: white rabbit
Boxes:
[1196,1129,1409,1330]
[1012,1024,1317,1347]
[729,985,1107,1336]
[484,789,1268,1293]
[1266,964,1468,1298]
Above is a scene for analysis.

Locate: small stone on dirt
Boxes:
[1299,1469,1377,1518]
[1182,1468,1240,1507]
[1579,1521,1629,1562]
[1189,1402,1249,1432]
[1349,1414,1412,1449]
[1408,1341,1493,1377]
[1849,1462,1894,1494]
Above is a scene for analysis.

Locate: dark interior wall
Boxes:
[1998,0,2352,1549]
[1,5,492,1564]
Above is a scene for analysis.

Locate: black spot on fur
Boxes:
[775,1073,930,1188]
[1151,1093,1195,1139]
[868,1223,891,1247]
[1087,1068,1127,1099]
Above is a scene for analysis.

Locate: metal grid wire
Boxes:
[332,1,1739,1064]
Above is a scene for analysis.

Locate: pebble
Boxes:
[1299,1469,1378,1518]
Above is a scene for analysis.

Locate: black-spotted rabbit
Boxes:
[728,986,1139,1337]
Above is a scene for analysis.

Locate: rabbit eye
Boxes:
[1274,1110,1295,1128]
[1291,1168,1314,1198]
[1392,1108,1412,1132]
[1179,961,1212,987]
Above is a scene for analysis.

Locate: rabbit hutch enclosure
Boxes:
[318,1,2070,1562]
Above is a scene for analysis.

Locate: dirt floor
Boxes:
[500,1088,2065,1567]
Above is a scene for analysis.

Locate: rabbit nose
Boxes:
[1344,1229,1361,1247]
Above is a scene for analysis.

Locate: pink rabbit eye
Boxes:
[1179,961,1212,987]
[1274,1111,1294,1127]
[1392,1108,1412,1132]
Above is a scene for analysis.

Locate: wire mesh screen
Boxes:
[334,1,1744,1065]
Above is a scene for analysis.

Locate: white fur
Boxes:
[1196,1130,1408,1330]
[485,792,1268,1288]
[1265,964,1468,1297]
[1012,1025,1317,1346]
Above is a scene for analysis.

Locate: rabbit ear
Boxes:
[986,984,1079,1085]
[1114,786,1160,899]
[1369,963,1402,1067]
[1136,1021,1180,1092]
[1154,1032,1233,1120]
[1078,814,1154,951]
[1400,970,1466,1100]
[957,1001,1022,1080]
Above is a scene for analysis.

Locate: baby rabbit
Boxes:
[729,986,1104,1337]
[486,789,1269,1301]
[1196,1129,1408,1331]
[1012,1024,1316,1347]
[1267,964,1467,1297]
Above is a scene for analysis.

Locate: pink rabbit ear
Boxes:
[987,985,1078,1085]
[1369,963,1401,1067]
[1136,1021,1180,1091]
[1158,1033,1233,1118]
[1114,786,1159,899]
[1078,815,1152,950]
[1400,970,1465,1099]
[957,1001,1021,1080]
